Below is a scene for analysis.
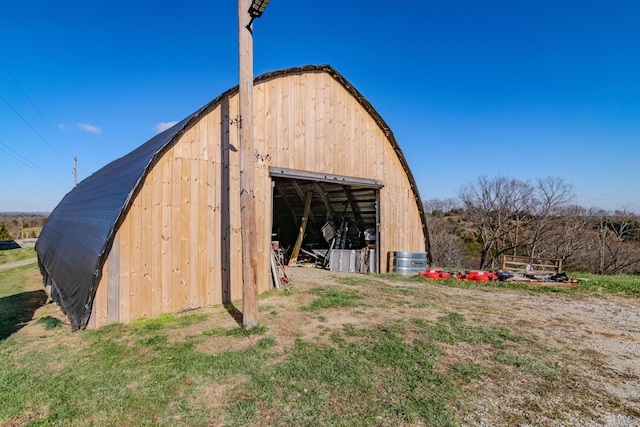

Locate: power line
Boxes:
[0,93,70,163]
[0,58,74,157]
[0,141,67,186]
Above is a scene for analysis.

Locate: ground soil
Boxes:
[15,265,640,426]
[284,267,640,426]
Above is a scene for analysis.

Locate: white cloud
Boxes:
[58,123,100,133]
[77,123,101,134]
[155,121,178,134]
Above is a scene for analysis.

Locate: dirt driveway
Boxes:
[0,257,37,272]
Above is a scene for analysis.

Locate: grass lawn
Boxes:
[1,262,638,426]
[0,247,37,265]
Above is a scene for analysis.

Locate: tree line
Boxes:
[424,176,640,275]
[0,213,48,241]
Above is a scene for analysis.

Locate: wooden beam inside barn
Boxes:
[342,185,365,234]
[274,181,300,229]
[313,181,336,220]
[288,192,313,266]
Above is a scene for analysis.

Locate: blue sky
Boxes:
[1,0,639,213]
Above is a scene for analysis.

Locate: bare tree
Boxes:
[425,214,470,269]
[554,207,640,274]
[423,198,460,216]
[609,209,640,241]
[459,176,534,269]
[592,209,640,274]
[527,177,575,258]
[545,205,592,267]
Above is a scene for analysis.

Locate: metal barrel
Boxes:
[387,251,428,275]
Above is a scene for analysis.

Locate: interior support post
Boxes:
[287,192,313,266]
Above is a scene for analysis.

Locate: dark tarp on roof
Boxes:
[36,115,194,330]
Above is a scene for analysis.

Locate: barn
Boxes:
[36,65,430,330]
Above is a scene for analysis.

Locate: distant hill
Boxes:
[0,213,49,240]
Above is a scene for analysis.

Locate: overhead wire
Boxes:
[0,93,70,163]
[0,55,74,190]
[0,141,67,186]
[0,58,74,158]
[0,57,78,195]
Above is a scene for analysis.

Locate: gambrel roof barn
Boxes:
[36,65,430,330]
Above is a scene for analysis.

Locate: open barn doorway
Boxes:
[270,167,382,273]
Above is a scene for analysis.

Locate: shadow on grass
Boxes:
[224,303,243,327]
[0,290,48,340]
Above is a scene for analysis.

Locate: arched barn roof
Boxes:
[36,64,430,331]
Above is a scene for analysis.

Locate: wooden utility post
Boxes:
[238,0,259,328]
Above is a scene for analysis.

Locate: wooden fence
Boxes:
[502,255,562,273]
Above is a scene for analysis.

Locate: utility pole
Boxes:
[73,156,77,187]
[238,0,259,328]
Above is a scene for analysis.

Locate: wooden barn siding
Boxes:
[92,71,424,327]
[259,73,424,266]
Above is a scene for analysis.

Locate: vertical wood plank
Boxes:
[347,88,357,177]
[94,260,109,327]
[278,79,288,167]
[317,76,333,173]
[329,74,337,173]
[290,77,299,168]
[119,214,131,323]
[220,100,232,304]
[107,232,120,324]
[195,122,209,306]
[199,120,208,160]
[189,158,200,308]
[268,80,279,166]
[229,95,243,302]
[206,113,219,306]
[208,162,219,306]
[171,155,182,312]
[206,112,219,306]
[304,74,316,173]
[162,154,173,312]
[254,81,272,294]
[180,157,191,309]
[337,85,347,174]
[297,74,306,169]
[140,176,153,319]
[87,300,96,329]
[151,165,163,317]
[130,193,142,321]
